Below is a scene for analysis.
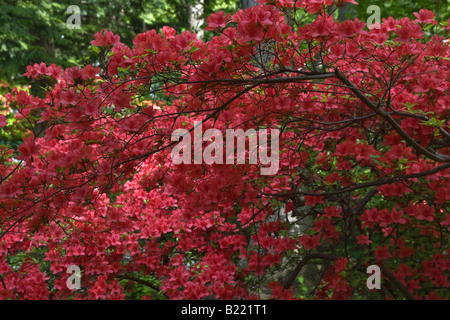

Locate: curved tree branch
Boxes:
[118,274,168,299]
[381,266,416,300]
[334,68,450,163]
[283,253,337,289]
[267,162,450,198]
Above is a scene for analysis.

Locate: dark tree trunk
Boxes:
[241,0,259,9]
[338,2,349,22]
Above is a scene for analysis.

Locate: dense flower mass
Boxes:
[0,0,449,300]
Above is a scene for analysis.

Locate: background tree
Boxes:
[0,0,244,86]
[0,0,241,148]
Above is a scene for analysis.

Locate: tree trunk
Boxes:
[338,2,349,22]
[241,0,259,9]
[188,0,204,39]
[436,0,441,23]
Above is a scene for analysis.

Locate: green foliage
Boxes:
[341,0,449,23]
[0,0,242,84]
[119,273,167,300]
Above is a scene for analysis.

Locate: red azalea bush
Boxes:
[0,0,449,300]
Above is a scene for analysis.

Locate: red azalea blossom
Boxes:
[91,29,121,47]
[299,234,321,250]
[0,114,7,127]
[440,214,450,232]
[356,234,371,246]
[334,258,348,273]
[16,135,40,162]
[406,203,435,222]
[414,9,437,25]
[205,11,231,30]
